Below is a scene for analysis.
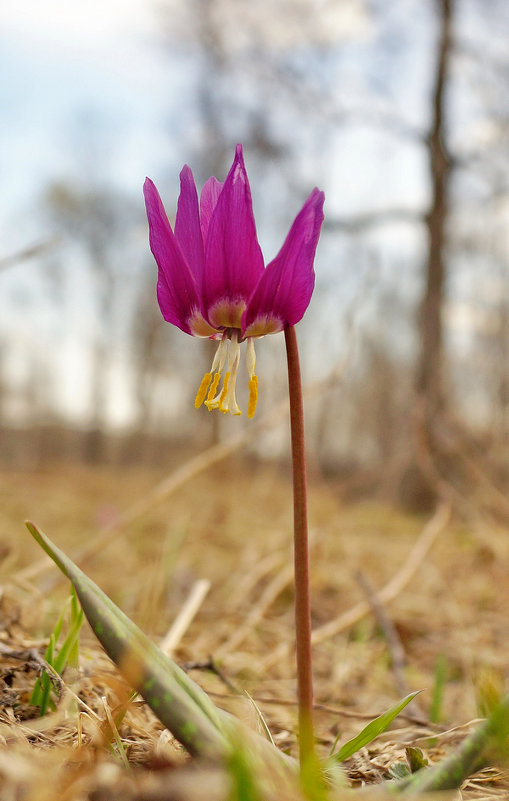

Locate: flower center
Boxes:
[194,331,258,418]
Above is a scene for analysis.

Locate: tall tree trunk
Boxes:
[416,0,454,421]
[399,0,455,510]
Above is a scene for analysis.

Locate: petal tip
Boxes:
[143,177,160,205]
[232,144,247,177]
[310,187,325,208]
[179,164,193,181]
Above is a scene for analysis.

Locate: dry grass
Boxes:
[0,457,508,799]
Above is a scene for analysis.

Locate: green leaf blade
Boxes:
[328,691,420,764]
[26,521,229,760]
[25,521,298,785]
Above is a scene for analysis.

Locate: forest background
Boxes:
[1,0,508,512]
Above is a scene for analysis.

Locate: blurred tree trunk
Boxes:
[0,342,5,431]
[401,0,455,508]
[415,0,454,426]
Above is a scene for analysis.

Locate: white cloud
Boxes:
[0,0,161,83]
[0,0,156,44]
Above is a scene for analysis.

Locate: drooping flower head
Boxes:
[144,144,324,418]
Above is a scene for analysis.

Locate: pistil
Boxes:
[218,331,241,415]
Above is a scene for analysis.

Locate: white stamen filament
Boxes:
[246,336,256,379]
[211,334,228,374]
[221,331,241,415]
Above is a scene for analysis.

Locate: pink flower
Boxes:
[144,144,324,417]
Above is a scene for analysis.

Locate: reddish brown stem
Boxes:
[284,325,315,768]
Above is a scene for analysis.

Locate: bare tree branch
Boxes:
[0,239,59,273]
[324,208,424,233]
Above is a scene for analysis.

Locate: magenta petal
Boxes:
[174,166,205,279]
[200,176,223,244]
[203,145,264,320]
[242,188,325,336]
[144,177,201,335]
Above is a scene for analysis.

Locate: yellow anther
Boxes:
[248,375,259,419]
[194,372,212,408]
[206,371,221,402]
[218,371,230,412]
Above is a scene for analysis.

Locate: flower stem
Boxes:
[284,325,315,770]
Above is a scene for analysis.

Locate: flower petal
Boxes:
[200,176,223,244]
[203,145,265,327]
[175,166,205,279]
[242,188,324,337]
[144,177,204,335]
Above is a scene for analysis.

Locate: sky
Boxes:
[0,0,170,220]
[0,1,172,423]
[0,0,433,234]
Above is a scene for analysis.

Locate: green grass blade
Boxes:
[31,632,56,710]
[38,635,55,715]
[69,587,82,669]
[53,606,84,675]
[328,691,420,764]
[30,675,44,708]
[52,603,67,644]
[31,601,68,710]
[26,520,229,760]
[327,731,341,758]
[430,654,448,724]
[31,590,82,715]
[39,669,55,715]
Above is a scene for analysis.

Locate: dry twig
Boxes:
[260,503,450,669]
[160,578,211,656]
[355,570,409,699]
